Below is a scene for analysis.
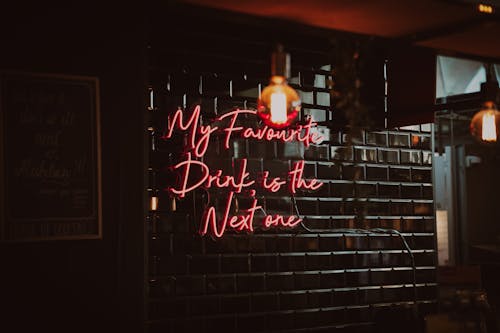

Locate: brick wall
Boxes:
[145,5,436,333]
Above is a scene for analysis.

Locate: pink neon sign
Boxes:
[162,105,324,237]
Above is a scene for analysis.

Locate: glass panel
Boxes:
[436,55,486,98]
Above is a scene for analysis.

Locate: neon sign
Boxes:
[162,105,324,238]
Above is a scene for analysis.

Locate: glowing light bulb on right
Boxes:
[470,101,500,143]
[257,45,301,129]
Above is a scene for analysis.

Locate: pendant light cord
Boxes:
[291,194,419,312]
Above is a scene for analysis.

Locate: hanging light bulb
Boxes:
[470,63,500,143]
[470,101,500,143]
[257,45,301,129]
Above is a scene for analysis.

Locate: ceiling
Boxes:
[182,0,500,60]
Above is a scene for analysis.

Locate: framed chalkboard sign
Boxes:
[0,72,101,241]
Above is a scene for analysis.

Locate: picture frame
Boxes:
[0,71,102,241]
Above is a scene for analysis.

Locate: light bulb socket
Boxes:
[271,45,291,79]
[482,100,497,110]
[470,102,500,143]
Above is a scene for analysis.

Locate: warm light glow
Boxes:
[270,92,287,124]
[257,76,300,129]
[169,197,176,212]
[478,3,494,14]
[150,196,159,211]
[482,111,497,141]
[411,135,420,146]
[470,102,500,143]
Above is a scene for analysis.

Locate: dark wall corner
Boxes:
[0,4,147,333]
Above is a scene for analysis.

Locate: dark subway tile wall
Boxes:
[146,11,436,333]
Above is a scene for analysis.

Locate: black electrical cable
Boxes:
[291,194,419,311]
